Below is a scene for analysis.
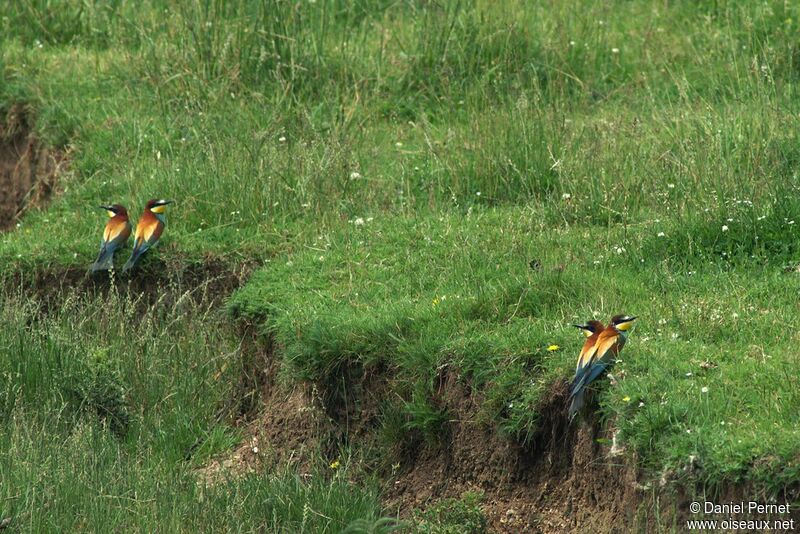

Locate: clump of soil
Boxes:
[196,334,337,484]
[5,257,255,316]
[206,357,648,532]
[383,375,643,533]
[202,352,800,532]
[0,104,66,230]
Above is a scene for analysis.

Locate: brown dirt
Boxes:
[4,257,255,315]
[208,358,800,533]
[382,374,646,533]
[0,104,66,230]
[203,358,649,532]
[196,333,338,484]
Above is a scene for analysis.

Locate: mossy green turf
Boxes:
[2,0,800,529]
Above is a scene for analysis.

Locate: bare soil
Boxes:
[206,354,800,533]
[196,333,337,484]
[201,354,652,532]
[4,257,255,317]
[0,104,65,230]
[383,375,647,533]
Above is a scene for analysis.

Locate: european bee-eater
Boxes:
[568,314,637,420]
[89,204,131,273]
[122,199,172,272]
[568,320,604,420]
[571,320,605,383]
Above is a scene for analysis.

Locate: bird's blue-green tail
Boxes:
[122,246,147,272]
[568,389,584,421]
[89,245,115,273]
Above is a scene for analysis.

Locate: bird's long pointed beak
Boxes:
[98,205,113,210]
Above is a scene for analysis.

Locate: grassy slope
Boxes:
[230,210,800,492]
[2,0,800,529]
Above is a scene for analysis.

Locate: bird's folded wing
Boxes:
[591,331,620,365]
[143,219,163,244]
[103,219,128,244]
[576,340,599,374]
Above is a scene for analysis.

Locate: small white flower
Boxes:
[611,47,620,54]
[562,193,571,200]
[353,217,365,226]
[318,256,325,262]
[476,191,481,196]
[614,246,626,254]
[395,142,403,147]
[701,386,709,393]
[667,183,675,189]
[349,171,361,180]
[657,232,665,237]
[721,225,729,232]
[252,446,259,454]
[278,136,286,142]
[686,372,693,377]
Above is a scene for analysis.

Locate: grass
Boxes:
[0,287,388,532]
[228,208,800,492]
[1,0,800,530]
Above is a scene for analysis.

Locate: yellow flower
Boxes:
[622,396,631,403]
[547,344,560,352]
[432,297,441,307]
[329,459,340,470]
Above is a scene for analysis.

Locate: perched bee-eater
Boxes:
[571,321,605,383]
[89,204,131,273]
[122,199,172,272]
[568,320,604,420]
[568,314,637,420]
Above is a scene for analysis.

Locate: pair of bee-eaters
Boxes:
[568,314,637,420]
[89,199,172,273]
